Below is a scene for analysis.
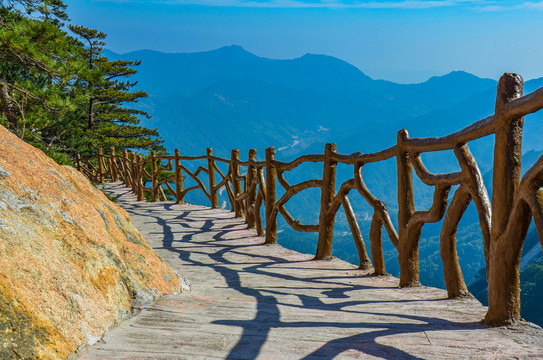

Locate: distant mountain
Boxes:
[106,45,378,100]
[107,43,543,220]
[142,78,392,156]
[107,45,503,158]
[106,46,543,324]
[107,46,495,107]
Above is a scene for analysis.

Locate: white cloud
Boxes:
[97,0,543,11]
[519,1,543,10]
[107,0,496,10]
[478,1,543,11]
[477,5,506,11]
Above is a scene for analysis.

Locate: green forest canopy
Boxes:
[0,0,164,163]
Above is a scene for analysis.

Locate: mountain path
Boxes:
[78,182,543,359]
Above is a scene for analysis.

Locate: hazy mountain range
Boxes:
[106,45,543,161]
[106,45,543,324]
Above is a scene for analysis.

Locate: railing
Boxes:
[77,73,543,326]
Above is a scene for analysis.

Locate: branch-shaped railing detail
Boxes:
[77,73,543,327]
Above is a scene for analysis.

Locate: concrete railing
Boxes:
[77,73,543,326]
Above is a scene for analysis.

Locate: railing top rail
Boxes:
[402,115,495,153]
[504,86,543,119]
[250,160,266,168]
[273,154,325,171]
[208,155,230,163]
[330,145,398,165]
[178,155,208,161]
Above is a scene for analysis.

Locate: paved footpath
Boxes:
[79,182,543,359]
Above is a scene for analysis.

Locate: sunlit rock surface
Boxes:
[0,126,181,359]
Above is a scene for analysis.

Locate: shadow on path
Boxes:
[106,184,488,360]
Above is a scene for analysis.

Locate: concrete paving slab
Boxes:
[78,183,543,359]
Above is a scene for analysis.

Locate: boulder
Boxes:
[0,126,181,359]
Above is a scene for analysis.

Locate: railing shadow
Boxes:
[107,184,487,359]
[85,75,543,327]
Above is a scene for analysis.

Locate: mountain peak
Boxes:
[427,70,493,83]
[220,44,245,50]
[299,52,345,62]
[213,44,252,56]
[296,52,372,80]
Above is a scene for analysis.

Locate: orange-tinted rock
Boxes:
[0,126,181,359]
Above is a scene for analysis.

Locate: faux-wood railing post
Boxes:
[122,150,131,187]
[151,151,158,202]
[396,129,418,287]
[265,147,277,244]
[246,149,257,228]
[486,73,526,325]
[110,147,119,182]
[97,148,105,183]
[231,149,243,217]
[136,154,144,201]
[130,152,136,193]
[255,167,265,236]
[174,149,184,204]
[207,148,219,208]
[75,154,81,172]
[315,143,337,260]
[370,206,387,275]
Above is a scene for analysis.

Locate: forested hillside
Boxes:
[0,1,163,162]
[108,46,506,158]
[108,46,543,326]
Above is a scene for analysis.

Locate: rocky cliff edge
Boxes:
[0,126,182,359]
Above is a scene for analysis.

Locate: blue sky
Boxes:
[67,0,543,83]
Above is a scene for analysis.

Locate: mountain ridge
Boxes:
[106,45,543,326]
[105,46,499,86]
[106,46,496,102]
[108,45,507,158]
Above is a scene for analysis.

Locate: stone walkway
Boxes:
[79,183,543,359]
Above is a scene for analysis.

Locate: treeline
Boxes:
[0,0,163,164]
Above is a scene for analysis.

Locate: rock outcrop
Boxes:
[0,126,181,359]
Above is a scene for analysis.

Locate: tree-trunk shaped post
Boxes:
[110,147,119,182]
[206,148,219,208]
[130,152,137,193]
[97,148,105,183]
[315,143,337,260]
[440,144,489,299]
[75,154,81,172]
[342,194,373,270]
[246,149,257,228]
[136,154,144,201]
[174,149,184,204]
[396,129,418,287]
[370,207,387,275]
[440,185,471,298]
[265,147,277,244]
[151,151,158,202]
[231,149,243,217]
[122,150,131,187]
[255,166,265,236]
[486,73,526,325]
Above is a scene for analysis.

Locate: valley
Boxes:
[109,45,543,325]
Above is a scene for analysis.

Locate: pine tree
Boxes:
[67,24,163,157]
[0,0,74,138]
[0,1,164,161]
